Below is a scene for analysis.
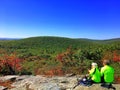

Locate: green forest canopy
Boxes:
[0,36,120,75]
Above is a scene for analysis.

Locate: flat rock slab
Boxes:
[0,75,119,90]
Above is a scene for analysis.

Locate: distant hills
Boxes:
[0,36,120,51]
[0,38,21,40]
[0,36,120,41]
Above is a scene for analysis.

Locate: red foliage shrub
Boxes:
[0,52,22,75]
[114,76,120,84]
[44,68,64,76]
[113,51,120,62]
[56,54,64,62]
[0,80,14,89]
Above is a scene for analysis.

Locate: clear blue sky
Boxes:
[0,0,120,39]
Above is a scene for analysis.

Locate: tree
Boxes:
[0,51,22,75]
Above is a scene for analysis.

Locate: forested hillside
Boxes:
[0,36,120,76]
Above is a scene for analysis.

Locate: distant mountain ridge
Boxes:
[76,37,120,41]
[0,36,120,48]
[0,38,21,40]
[0,36,120,41]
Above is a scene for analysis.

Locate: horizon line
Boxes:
[0,36,120,40]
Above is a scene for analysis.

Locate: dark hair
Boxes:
[103,60,110,65]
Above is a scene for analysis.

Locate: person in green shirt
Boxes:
[88,62,101,83]
[75,62,101,87]
[101,60,114,83]
[100,60,115,89]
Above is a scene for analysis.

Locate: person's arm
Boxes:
[89,68,95,77]
[100,67,104,77]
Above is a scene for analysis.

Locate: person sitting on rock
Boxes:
[100,60,116,89]
[88,62,101,84]
[77,62,101,86]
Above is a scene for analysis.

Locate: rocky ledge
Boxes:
[0,75,119,90]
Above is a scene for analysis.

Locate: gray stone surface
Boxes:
[0,75,119,90]
[0,86,7,90]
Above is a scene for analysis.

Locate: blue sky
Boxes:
[0,0,120,39]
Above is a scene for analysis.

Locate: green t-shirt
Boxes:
[101,65,114,83]
[89,67,101,83]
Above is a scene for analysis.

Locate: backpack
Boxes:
[79,68,97,86]
[78,77,93,86]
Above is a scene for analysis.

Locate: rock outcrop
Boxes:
[0,75,119,90]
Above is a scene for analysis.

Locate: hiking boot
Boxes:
[101,83,116,90]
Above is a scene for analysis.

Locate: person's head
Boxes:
[103,60,110,66]
[91,62,98,68]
